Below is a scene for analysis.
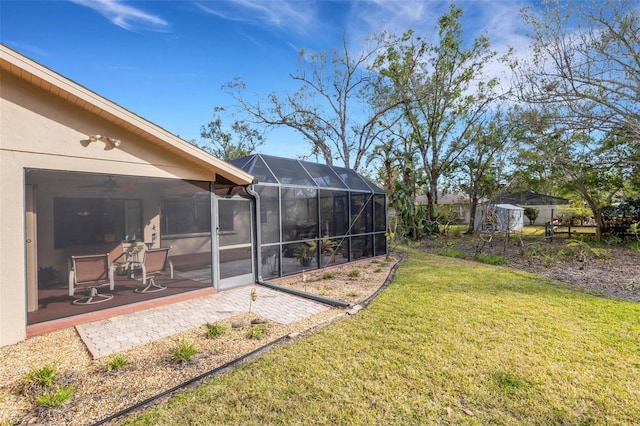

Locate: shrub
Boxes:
[348,269,361,277]
[374,267,383,273]
[322,271,335,279]
[523,207,539,225]
[247,324,267,339]
[206,322,229,338]
[36,385,74,409]
[170,340,199,363]
[106,354,128,372]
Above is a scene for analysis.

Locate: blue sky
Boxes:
[1,0,533,159]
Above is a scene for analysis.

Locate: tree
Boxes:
[373,4,512,225]
[456,113,513,233]
[223,37,401,171]
[367,137,399,200]
[518,0,640,161]
[198,107,264,161]
[369,130,427,239]
[516,0,640,240]
[513,111,628,240]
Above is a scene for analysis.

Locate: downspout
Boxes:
[245,183,350,308]
[244,183,263,280]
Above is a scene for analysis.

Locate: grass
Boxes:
[473,253,509,265]
[123,248,640,425]
[439,248,466,259]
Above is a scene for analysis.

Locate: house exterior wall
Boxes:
[0,71,217,347]
[526,205,563,225]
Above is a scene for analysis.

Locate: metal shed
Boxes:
[476,203,525,233]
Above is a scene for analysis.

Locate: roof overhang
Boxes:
[0,44,254,186]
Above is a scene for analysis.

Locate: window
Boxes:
[54,198,141,249]
[281,187,318,242]
[319,190,349,237]
[257,186,280,243]
[162,196,211,235]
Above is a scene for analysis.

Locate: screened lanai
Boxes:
[230,154,387,278]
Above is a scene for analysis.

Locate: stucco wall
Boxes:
[521,205,568,225]
[0,71,215,347]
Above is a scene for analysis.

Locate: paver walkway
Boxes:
[76,285,330,359]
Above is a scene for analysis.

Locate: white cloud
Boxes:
[69,0,169,31]
[351,0,446,38]
[342,0,534,95]
[194,0,318,35]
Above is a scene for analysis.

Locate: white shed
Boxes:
[476,204,524,232]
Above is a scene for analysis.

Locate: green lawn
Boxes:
[124,248,640,425]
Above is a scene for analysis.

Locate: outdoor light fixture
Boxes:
[88,134,121,147]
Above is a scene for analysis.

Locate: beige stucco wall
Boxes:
[0,71,217,347]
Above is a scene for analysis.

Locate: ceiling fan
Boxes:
[77,176,120,193]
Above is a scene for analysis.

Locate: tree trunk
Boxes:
[593,208,603,242]
[467,196,479,234]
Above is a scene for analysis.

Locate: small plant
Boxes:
[346,290,359,297]
[374,267,383,273]
[591,247,611,258]
[293,240,317,266]
[36,385,74,409]
[206,322,229,338]
[170,339,199,363]
[348,269,361,277]
[26,364,57,390]
[322,271,335,279]
[247,324,267,339]
[106,354,128,372]
[473,254,508,266]
[249,287,258,313]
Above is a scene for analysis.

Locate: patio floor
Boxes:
[75,285,332,359]
[28,271,211,324]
